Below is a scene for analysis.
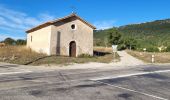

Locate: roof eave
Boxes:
[26,13,96,33]
[26,22,52,33]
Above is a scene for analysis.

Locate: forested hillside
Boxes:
[94,19,170,51]
[94,28,118,46]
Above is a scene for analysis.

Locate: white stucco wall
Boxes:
[27,25,52,55]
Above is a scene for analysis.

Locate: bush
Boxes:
[117,44,126,51]
[146,46,159,52]
[95,41,103,46]
[166,46,170,52]
[2,38,26,45]
[136,48,143,52]
[124,37,137,50]
[16,39,26,45]
[3,38,15,45]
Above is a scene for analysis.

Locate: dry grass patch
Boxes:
[0,46,119,65]
[0,46,46,64]
[94,47,113,53]
[127,50,170,63]
[31,47,119,66]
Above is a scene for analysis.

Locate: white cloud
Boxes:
[0,6,55,32]
[93,20,116,30]
[0,6,56,40]
[39,13,55,22]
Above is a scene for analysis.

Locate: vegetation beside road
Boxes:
[0,38,26,45]
[30,47,119,66]
[0,46,119,65]
[94,19,170,52]
[127,50,170,63]
[0,46,46,65]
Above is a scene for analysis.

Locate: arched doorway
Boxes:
[69,41,76,57]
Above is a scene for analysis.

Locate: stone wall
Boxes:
[50,17,93,57]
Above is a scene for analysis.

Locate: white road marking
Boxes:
[0,70,32,76]
[94,80,168,100]
[90,70,170,81]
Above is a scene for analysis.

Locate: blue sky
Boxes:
[0,0,170,40]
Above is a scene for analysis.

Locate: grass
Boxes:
[0,46,46,65]
[31,47,119,66]
[0,46,119,66]
[127,50,170,63]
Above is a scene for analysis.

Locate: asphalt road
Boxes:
[0,64,170,100]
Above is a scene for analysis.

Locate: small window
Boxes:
[31,36,32,42]
[71,24,76,30]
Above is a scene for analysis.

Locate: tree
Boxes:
[3,38,15,45]
[104,37,109,48]
[124,37,137,50]
[108,30,122,45]
[16,39,26,45]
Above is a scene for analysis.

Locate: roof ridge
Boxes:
[26,13,96,33]
[50,13,76,23]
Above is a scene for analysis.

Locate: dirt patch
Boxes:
[127,50,170,63]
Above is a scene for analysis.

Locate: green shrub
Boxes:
[166,46,170,52]
[146,46,159,52]
[117,44,126,51]
[16,39,26,45]
[136,48,144,52]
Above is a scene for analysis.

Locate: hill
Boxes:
[94,28,118,46]
[94,19,170,49]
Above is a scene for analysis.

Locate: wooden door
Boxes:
[69,41,76,57]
